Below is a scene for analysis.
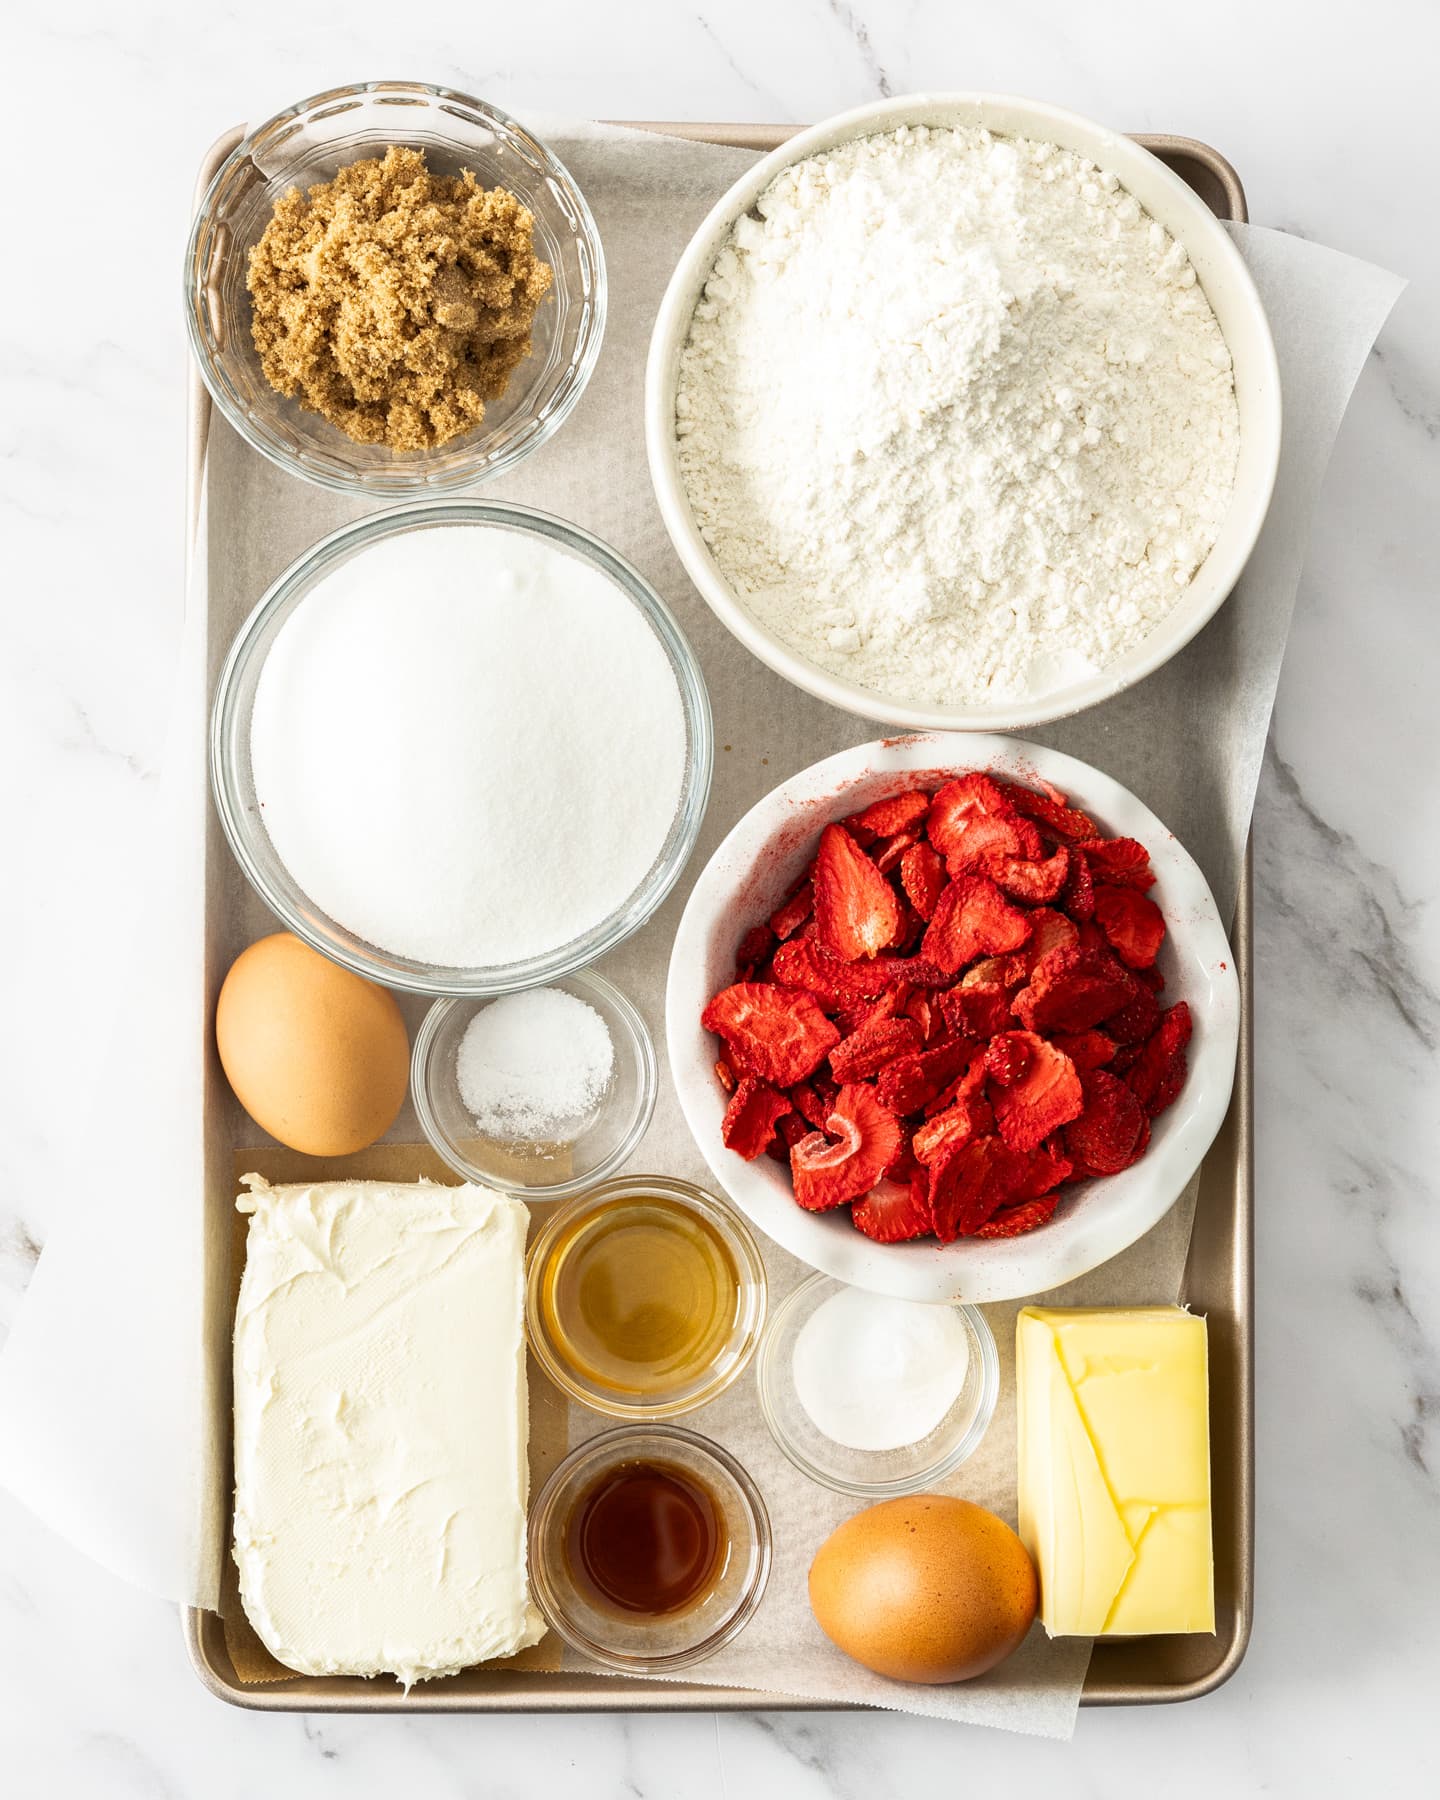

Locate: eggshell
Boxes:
[808,1493,1037,1683]
[216,933,409,1157]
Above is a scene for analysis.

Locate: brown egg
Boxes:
[216,933,409,1157]
[808,1494,1037,1684]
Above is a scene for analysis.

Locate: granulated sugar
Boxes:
[249,525,687,967]
[456,987,615,1142]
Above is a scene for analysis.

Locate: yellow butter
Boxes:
[1016,1305,1214,1637]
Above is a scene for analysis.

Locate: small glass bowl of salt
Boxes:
[413,972,655,1199]
[756,1273,1000,1498]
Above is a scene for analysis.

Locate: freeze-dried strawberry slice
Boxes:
[1000,782,1097,843]
[1010,1143,1074,1199]
[1012,946,1139,1034]
[913,1057,992,1163]
[985,846,1070,905]
[876,1037,979,1116]
[769,881,814,941]
[1105,983,1161,1046]
[961,953,1027,991]
[929,1136,1028,1241]
[702,982,840,1087]
[715,1057,737,1093]
[987,1031,1083,1153]
[735,923,775,977]
[922,874,1032,977]
[851,1173,934,1243]
[985,1034,1033,1087]
[1058,848,1095,922]
[1064,1068,1149,1175]
[1125,1002,1192,1118]
[975,1195,1061,1238]
[791,1084,902,1211]
[776,1111,810,1151]
[902,990,944,1044]
[1093,885,1166,969]
[899,842,946,922]
[940,982,1014,1040]
[888,900,926,955]
[788,1081,830,1130]
[774,934,942,1003]
[928,774,1043,870]
[874,829,921,875]
[1048,1029,1117,1071]
[1016,907,1080,974]
[721,1078,791,1160]
[1078,836,1156,890]
[847,789,930,840]
[829,1016,923,1082]
[813,823,903,962]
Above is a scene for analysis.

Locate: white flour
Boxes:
[249,526,687,967]
[676,125,1241,705]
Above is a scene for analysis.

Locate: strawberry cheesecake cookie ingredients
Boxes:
[701,772,1191,1243]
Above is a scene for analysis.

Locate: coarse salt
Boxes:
[249,526,687,967]
[456,987,615,1143]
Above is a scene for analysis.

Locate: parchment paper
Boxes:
[0,117,1402,1740]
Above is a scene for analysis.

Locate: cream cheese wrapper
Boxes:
[232,1177,544,1687]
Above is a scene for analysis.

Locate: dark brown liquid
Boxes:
[565,1459,725,1617]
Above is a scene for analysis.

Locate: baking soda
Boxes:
[249,526,688,967]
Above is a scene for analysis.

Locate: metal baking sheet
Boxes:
[183,120,1253,1712]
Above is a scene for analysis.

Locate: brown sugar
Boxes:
[247,146,554,452]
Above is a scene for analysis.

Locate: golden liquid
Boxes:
[539,1195,741,1397]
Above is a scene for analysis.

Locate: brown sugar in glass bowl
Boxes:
[247,146,553,453]
[184,82,606,496]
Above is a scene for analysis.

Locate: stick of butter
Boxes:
[1016,1305,1214,1637]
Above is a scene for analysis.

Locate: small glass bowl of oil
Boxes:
[526,1176,767,1418]
[528,1424,772,1672]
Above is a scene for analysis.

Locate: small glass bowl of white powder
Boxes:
[412,972,657,1198]
[756,1272,999,1497]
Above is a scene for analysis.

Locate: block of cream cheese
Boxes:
[1016,1305,1214,1637]
[233,1177,545,1684]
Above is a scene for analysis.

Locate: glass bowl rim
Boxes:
[525,1174,768,1420]
[755,1270,1001,1498]
[411,972,659,1199]
[209,497,714,997]
[183,78,608,497]
[526,1421,773,1672]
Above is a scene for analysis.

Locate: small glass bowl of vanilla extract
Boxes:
[526,1176,767,1418]
[528,1424,772,1672]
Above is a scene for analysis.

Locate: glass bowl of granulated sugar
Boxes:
[211,500,712,996]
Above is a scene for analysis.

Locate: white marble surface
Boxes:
[2,0,1437,1790]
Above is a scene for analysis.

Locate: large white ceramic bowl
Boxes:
[646,93,1282,733]
[666,734,1240,1303]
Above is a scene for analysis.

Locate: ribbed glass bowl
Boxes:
[184,81,606,495]
[209,500,713,996]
